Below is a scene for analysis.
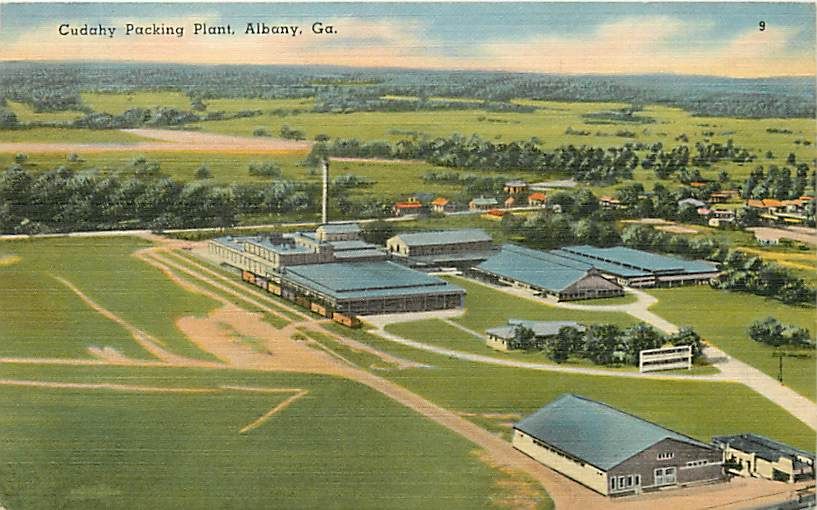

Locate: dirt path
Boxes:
[748,227,817,246]
[53,275,220,368]
[0,129,311,154]
[238,389,309,434]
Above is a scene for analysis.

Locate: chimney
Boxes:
[321,158,329,224]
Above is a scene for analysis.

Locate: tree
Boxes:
[547,326,582,363]
[667,327,704,360]
[194,165,212,180]
[511,325,536,351]
[622,323,664,365]
[361,220,395,246]
[248,162,282,178]
[584,324,622,365]
[0,109,18,129]
[14,153,28,164]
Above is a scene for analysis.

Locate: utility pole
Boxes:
[321,158,329,225]
[773,351,784,383]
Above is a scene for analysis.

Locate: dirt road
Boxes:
[0,128,311,154]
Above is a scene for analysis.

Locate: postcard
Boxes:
[0,2,814,509]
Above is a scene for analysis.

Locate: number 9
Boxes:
[759,21,766,31]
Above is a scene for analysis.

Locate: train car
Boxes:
[332,312,361,329]
[268,283,282,296]
[310,302,328,317]
[241,271,255,284]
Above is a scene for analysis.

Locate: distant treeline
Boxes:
[0,62,814,119]
[308,135,639,183]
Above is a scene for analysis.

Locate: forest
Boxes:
[0,62,814,120]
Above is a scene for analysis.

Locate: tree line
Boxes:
[0,164,315,234]
[510,322,704,367]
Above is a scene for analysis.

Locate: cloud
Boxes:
[474,17,813,77]
[0,14,812,77]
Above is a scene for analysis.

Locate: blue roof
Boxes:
[476,244,593,292]
[561,245,717,275]
[471,197,498,205]
[391,229,492,247]
[549,249,650,278]
[282,261,464,301]
[486,320,583,340]
[247,238,314,255]
[330,240,376,251]
[515,394,712,470]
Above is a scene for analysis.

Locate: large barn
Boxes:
[513,394,723,496]
[472,244,624,301]
[386,229,496,269]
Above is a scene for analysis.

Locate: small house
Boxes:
[431,197,457,214]
[469,197,499,210]
[392,201,424,217]
[485,320,584,351]
[528,192,547,207]
[482,208,507,220]
[504,196,516,208]
[504,180,529,194]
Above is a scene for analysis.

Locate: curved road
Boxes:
[365,281,817,431]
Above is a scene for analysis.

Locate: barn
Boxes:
[513,394,723,496]
[472,244,624,301]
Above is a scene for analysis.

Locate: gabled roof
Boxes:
[529,192,547,201]
[486,320,584,340]
[394,201,423,209]
[515,394,713,471]
[470,197,498,206]
[431,197,449,206]
[390,229,492,247]
[762,199,783,207]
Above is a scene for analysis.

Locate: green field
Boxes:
[0,127,148,144]
[0,238,219,361]
[81,91,193,115]
[5,101,84,123]
[325,323,815,451]
[648,286,816,402]
[0,364,530,510]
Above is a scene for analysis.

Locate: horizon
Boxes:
[0,2,814,78]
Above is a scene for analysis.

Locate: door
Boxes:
[654,467,677,486]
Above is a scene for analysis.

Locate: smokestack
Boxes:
[321,158,329,224]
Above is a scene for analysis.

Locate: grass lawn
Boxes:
[0,364,530,510]
[648,286,816,402]
[0,127,148,144]
[323,324,815,451]
[0,237,220,361]
[446,276,637,333]
[5,100,84,123]
[81,91,193,115]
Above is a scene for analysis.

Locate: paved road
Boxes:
[367,279,817,431]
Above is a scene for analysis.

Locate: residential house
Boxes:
[504,180,529,194]
[392,201,424,217]
[469,197,499,210]
[528,192,548,207]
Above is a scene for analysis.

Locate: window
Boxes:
[655,467,677,486]
[657,451,675,461]
[686,460,709,467]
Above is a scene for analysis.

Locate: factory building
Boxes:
[386,229,496,269]
[514,394,723,496]
[208,224,464,320]
[472,244,624,301]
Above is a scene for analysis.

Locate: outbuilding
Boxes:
[713,434,815,483]
[513,394,723,496]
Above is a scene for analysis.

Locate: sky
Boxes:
[0,2,814,77]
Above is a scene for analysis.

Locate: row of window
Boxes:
[686,459,710,467]
[610,474,640,491]
[657,451,674,460]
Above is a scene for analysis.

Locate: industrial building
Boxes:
[555,245,720,287]
[713,434,815,483]
[471,244,624,301]
[485,320,584,351]
[282,261,464,315]
[472,244,718,297]
[386,229,496,269]
[208,224,464,320]
[513,394,723,496]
